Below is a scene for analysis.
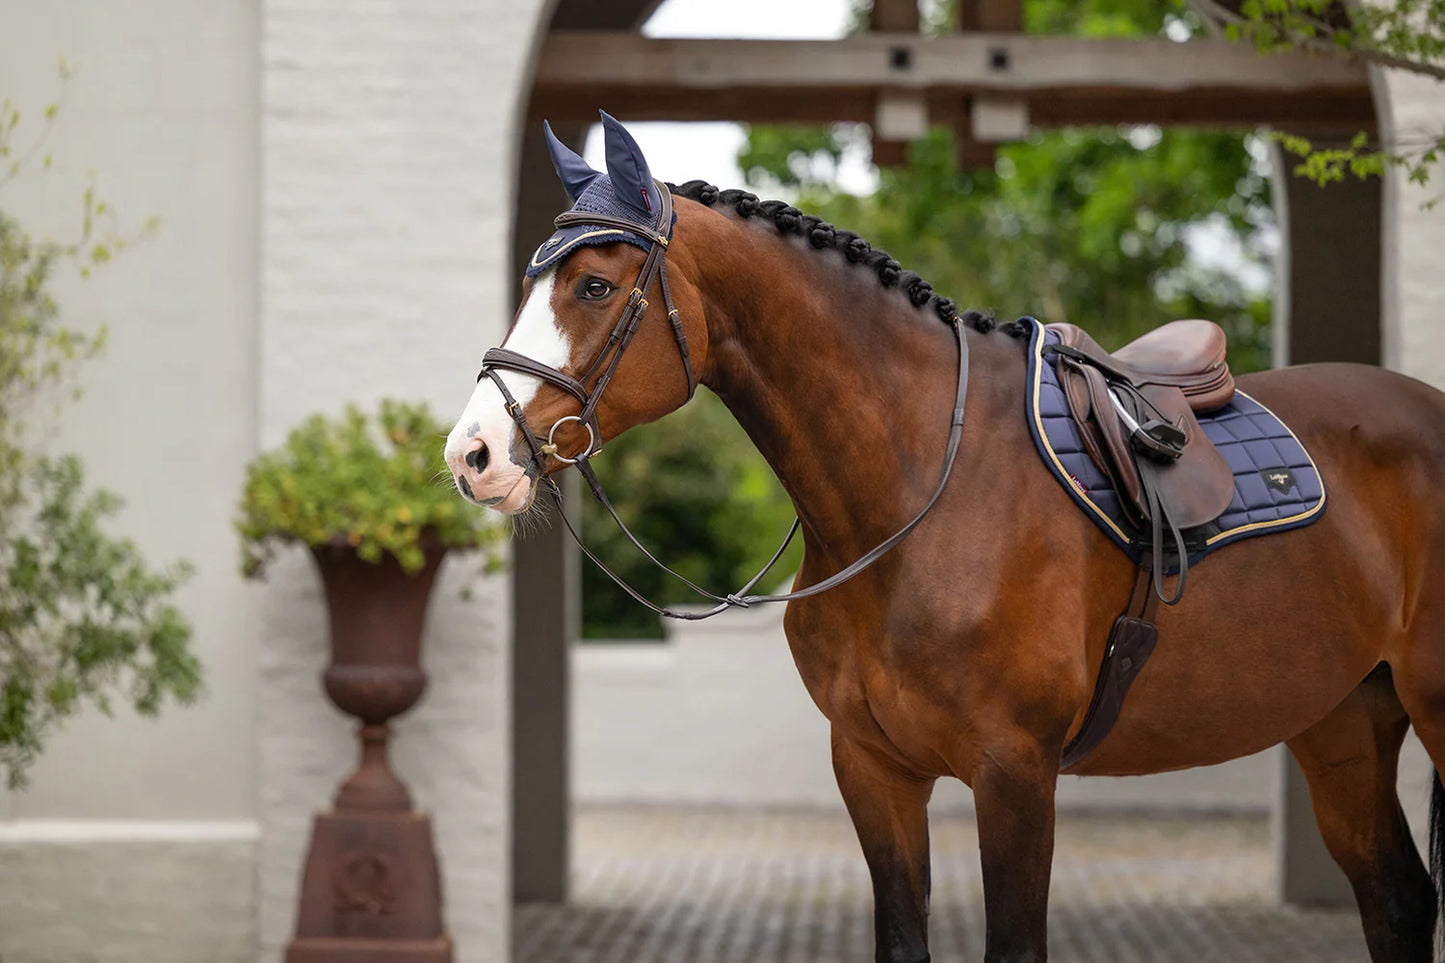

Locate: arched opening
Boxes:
[506,0,1388,932]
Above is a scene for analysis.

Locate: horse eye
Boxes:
[580,278,613,301]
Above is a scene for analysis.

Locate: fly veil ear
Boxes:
[544,120,601,202]
[599,110,657,219]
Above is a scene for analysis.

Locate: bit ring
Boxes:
[545,415,596,465]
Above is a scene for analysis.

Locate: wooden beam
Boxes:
[531,33,1373,134]
[958,0,1023,31]
[538,33,1367,96]
[869,0,920,32]
[950,1,1022,161]
[867,1,922,168]
[930,97,997,169]
[871,138,910,167]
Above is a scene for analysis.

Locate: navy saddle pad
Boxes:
[1024,321,1326,565]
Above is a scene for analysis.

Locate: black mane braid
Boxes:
[669,180,1030,338]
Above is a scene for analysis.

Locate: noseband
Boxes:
[479,181,971,621]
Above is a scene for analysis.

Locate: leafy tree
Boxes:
[739,125,1271,367]
[0,84,200,788]
[1191,0,1445,189]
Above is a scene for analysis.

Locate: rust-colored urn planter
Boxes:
[286,541,453,963]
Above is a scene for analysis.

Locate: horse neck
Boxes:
[692,221,998,563]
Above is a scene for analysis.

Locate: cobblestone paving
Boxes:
[515,806,1369,963]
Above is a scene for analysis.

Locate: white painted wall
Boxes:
[0,2,261,959]
[0,0,261,824]
[1,0,553,960]
[1380,67,1445,387]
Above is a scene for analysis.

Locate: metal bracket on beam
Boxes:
[971,94,1029,142]
[876,89,929,141]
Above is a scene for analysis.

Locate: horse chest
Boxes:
[782,599,970,775]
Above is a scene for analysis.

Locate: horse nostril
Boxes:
[465,444,489,474]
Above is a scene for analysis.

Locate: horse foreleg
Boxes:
[833,729,936,963]
[970,739,1058,963]
[1286,665,1433,963]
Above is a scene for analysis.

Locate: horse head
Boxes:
[445,113,711,514]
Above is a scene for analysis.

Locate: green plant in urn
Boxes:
[237,399,502,962]
[236,398,503,579]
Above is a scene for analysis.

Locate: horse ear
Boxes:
[544,120,600,202]
[599,110,656,218]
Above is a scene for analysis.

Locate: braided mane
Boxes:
[668,180,1029,338]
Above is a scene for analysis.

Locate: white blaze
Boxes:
[446,271,571,497]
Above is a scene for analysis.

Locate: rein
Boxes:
[479,181,970,621]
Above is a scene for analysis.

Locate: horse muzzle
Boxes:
[444,430,537,514]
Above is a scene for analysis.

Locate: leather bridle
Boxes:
[478,180,972,621]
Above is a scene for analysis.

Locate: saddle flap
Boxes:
[1135,385,1236,529]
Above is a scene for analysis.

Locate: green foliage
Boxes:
[237,400,506,578]
[1,455,198,785]
[1195,0,1445,190]
[740,123,1272,367]
[582,389,800,639]
[1,78,198,789]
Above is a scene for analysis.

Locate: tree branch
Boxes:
[1189,0,1445,82]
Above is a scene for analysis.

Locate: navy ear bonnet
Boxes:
[526,174,668,276]
[527,113,673,278]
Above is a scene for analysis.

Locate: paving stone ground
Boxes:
[514,805,1369,963]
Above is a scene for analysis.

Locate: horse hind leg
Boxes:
[1286,663,1434,963]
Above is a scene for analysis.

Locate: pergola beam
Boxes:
[868,0,924,167]
[531,33,1373,134]
[869,0,921,33]
[959,0,1024,31]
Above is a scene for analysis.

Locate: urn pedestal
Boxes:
[286,544,453,963]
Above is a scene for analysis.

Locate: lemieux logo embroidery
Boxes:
[1261,468,1296,494]
[543,235,563,249]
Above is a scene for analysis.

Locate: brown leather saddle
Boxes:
[1045,319,1237,604]
[1046,318,1240,769]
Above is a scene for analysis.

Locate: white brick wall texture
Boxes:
[257,1,551,961]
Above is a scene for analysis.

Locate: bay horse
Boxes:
[445,115,1445,962]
